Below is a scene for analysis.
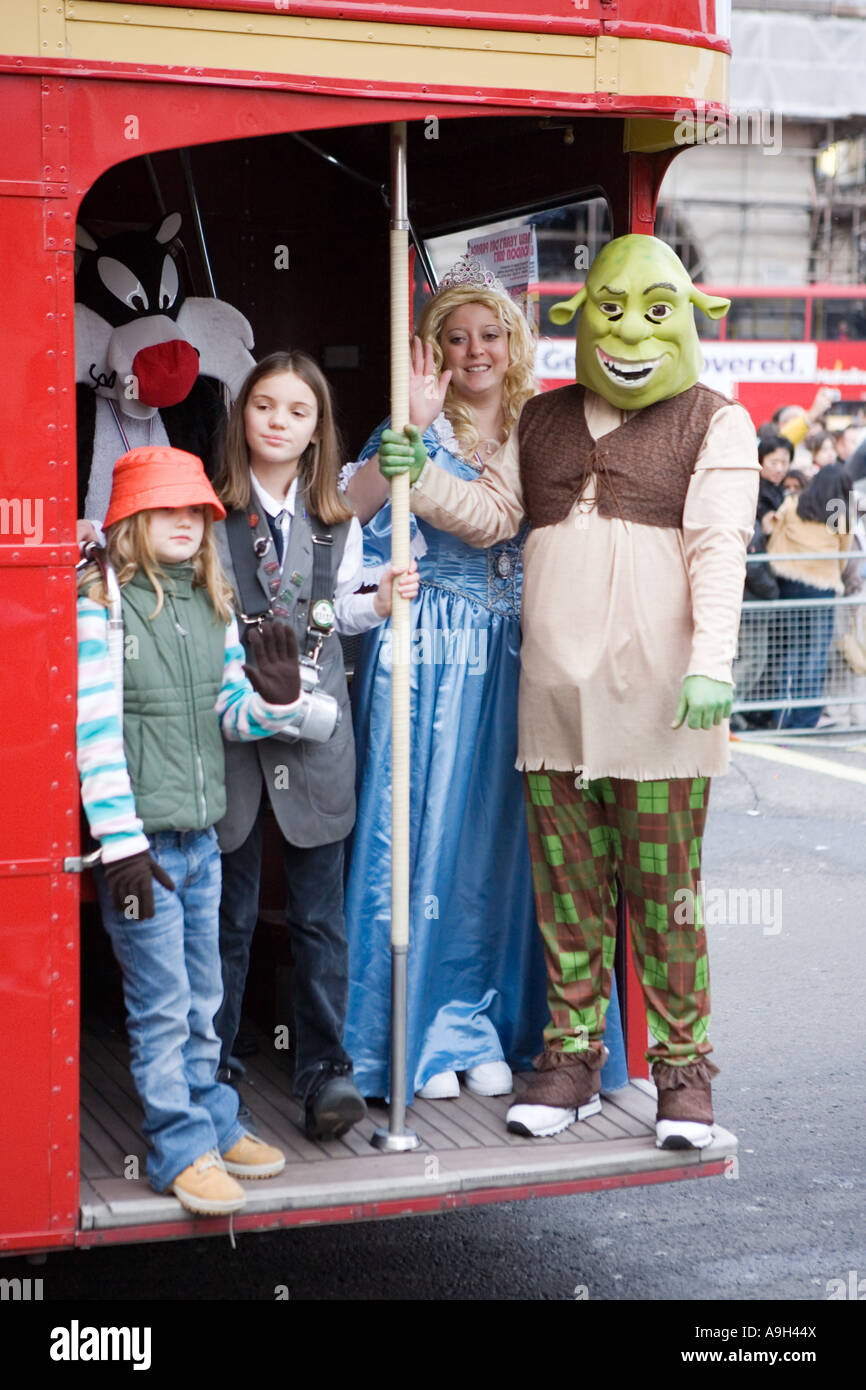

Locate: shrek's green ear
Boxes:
[549,288,586,326]
[691,287,731,320]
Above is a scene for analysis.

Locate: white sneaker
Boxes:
[655,1119,714,1150]
[417,1070,460,1100]
[506,1095,601,1137]
[464,1061,513,1096]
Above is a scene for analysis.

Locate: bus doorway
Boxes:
[67,116,737,1249]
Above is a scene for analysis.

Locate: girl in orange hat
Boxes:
[77,445,309,1214]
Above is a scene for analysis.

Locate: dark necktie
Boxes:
[268,509,288,564]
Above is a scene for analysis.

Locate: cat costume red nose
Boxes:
[132,339,200,407]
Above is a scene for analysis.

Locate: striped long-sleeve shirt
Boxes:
[77,592,304,863]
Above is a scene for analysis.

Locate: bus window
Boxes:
[425,197,610,338]
[694,305,722,340]
[538,287,580,338]
[813,298,866,341]
[726,296,806,341]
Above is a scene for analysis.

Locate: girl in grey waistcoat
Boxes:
[212,353,417,1139]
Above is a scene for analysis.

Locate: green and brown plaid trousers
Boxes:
[523,771,712,1067]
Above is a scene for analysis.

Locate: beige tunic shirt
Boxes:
[411,389,759,781]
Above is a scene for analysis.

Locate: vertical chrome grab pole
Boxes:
[372,122,419,1152]
[180,148,217,298]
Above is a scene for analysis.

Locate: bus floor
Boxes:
[77,1014,737,1242]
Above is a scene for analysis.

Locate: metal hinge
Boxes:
[63,849,103,874]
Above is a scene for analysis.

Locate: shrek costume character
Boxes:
[380,236,759,1149]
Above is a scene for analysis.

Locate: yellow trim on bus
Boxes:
[2,3,729,109]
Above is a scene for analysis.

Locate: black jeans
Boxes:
[215,811,352,1103]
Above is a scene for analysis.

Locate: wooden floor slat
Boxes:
[80,1076,144,1169]
[599,1087,659,1136]
[80,1136,111,1183]
[78,1020,736,1234]
[453,1088,553,1147]
[395,1097,473,1151]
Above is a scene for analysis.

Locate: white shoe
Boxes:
[655,1119,714,1150]
[464,1061,513,1096]
[417,1070,460,1100]
[506,1095,601,1137]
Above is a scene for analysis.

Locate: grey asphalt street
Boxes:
[9,738,866,1302]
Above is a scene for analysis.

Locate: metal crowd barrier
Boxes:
[731,550,866,736]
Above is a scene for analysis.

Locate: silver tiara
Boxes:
[434,253,507,297]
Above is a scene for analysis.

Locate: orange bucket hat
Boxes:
[103,445,227,528]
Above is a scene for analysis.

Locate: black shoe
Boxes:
[217,1056,247,1083]
[305,1072,367,1140]
[234,1021,260,1059]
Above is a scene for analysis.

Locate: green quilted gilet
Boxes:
[120,565,227,832]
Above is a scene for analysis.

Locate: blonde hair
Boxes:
[415,285,537,459]
[78,510,234,624]
[215,352,354,525]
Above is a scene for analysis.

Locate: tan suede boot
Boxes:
[171,1150,246,1214]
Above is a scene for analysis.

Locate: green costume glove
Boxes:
[672,675,733,731]
[378,424,428,484]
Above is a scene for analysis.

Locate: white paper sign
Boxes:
[468,225,539,292]
[536,338,575,380]
[536,338,821,389]
[698,342,817,384]
[468,225,539,326]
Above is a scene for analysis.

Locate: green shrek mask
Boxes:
[550,234,730,411]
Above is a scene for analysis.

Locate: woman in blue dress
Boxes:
[342,256,628,1102]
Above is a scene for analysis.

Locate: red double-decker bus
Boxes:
[0,0,738,1258]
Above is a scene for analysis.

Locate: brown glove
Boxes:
[246,622,301,705]
[103,851,175,920]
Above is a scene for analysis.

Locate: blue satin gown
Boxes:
[343,417,629,1099]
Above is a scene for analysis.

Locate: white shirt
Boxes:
[249,473,380,637]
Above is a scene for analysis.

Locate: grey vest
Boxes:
[214,483,356,852]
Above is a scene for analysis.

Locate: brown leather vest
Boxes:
[517,382,730,530]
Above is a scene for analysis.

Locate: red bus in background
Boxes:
[536,282,866,428]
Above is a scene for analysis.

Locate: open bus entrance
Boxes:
[72,113,736,1247]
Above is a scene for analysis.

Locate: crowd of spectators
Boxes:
[732,389,866,731]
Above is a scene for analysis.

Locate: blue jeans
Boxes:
[95,828,243,1192]
[215,815,352,1103]
[773,577,836,730]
